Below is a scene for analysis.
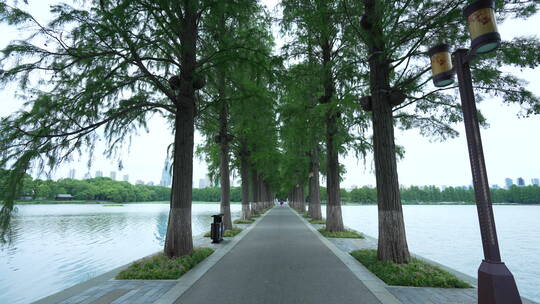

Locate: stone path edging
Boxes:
[291,211,402,304]
[152,209,271,304]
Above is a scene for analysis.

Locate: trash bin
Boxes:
[210,214,224,243]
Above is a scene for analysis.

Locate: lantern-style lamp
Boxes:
[463,0,501,54]
[428,44,454,87]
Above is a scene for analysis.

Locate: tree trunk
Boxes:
[364,0,410,264]
[218,75,232,230]
[309,146,322,220]
[251,167,260,215]
[239,140,251,220]
[320,38,344,232]
[298,184,305,212]
[164,3,198,258]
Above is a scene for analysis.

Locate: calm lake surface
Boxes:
[324,205,540,303]
[0,203,242,304]
[1,204,539,303]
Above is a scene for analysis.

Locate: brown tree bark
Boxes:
[363,0,410,264]
[250,167,260,215]
[320,38,344,232]
[239,140,251,220]
[218,75,232,230]
[309,146,322,220]
[298,183,305,212]
[164,2,198,257]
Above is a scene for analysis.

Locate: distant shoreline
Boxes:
[14,200,538,206]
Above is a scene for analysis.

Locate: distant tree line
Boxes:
[2,169,538,204]
[0,169,244,203]
[332,185,540,205]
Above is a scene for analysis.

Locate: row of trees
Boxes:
[6,167,539,204]
[338,185,540,205]
[1,0,539,265]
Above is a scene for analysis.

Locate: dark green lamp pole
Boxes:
[428,1,521,303]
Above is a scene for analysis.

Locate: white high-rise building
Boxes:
[68,169,76,179]
[160,159,172,187]
[135,180,144,185]
[532,178,539,186]
[95,170,103,178]
[123,174,129,182]
[199,176,210,188]
[110,171,116,180]
[504,178,513,189]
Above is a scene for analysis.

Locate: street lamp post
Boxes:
[428,1,522,303]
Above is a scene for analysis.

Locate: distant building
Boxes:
[68,169,76,179]
[517,177,525,187]
[110,171,116,180]
[95,170,103,178]
[55,194,74,201]
[147,181,154,186]
[491,184,500,189]
[505,178,513,189]
[199,176,210,189]
[160,159,172,187]
[84,172,91,179]
[123,174,129,182]
[532,178,539,186]
[440,185,447,191]
[135,180,145,185]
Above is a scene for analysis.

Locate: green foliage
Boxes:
[233,219,254,224]
[309,219,326,224]
[203,227,242,238]
[318,227,364,239]
[350,250,471,288]
[116,248,214,280]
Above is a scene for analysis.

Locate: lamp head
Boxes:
[427,44,455,87]
[463,0,501,54]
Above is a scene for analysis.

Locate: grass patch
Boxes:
[251,214,261,218]
[233,219,255,224]
[224,227,242,237]
[103,204,124,207]
[309,219,326,224]
[318,227,364,239]
[116,248,214,280]
[203,227,243,238]
[350,250,472,288]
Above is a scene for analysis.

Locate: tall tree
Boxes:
[0,0,275,256]
[345,0,540,263]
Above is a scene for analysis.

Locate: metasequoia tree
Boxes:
[343,0,540,263]
[198,5,277,221]
[281,0,371,230]
[0,0,267,256]
[196,0,271,230]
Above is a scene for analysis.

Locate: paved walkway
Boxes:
[175,206,382,304]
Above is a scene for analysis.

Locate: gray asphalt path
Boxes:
[175,206,382,304]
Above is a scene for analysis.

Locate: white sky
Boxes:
[0,1,539,188]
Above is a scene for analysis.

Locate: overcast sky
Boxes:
[0,1,538,188]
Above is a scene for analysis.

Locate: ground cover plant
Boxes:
[318,227,363,239]
[116,248,214,280]
[203,227,243,238]
[350,250,471,288]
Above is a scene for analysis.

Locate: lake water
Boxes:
[0,203,242,304]
[324,205,540,303]
[1,204,539,303]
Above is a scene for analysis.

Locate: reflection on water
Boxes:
[0,204,241,304]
